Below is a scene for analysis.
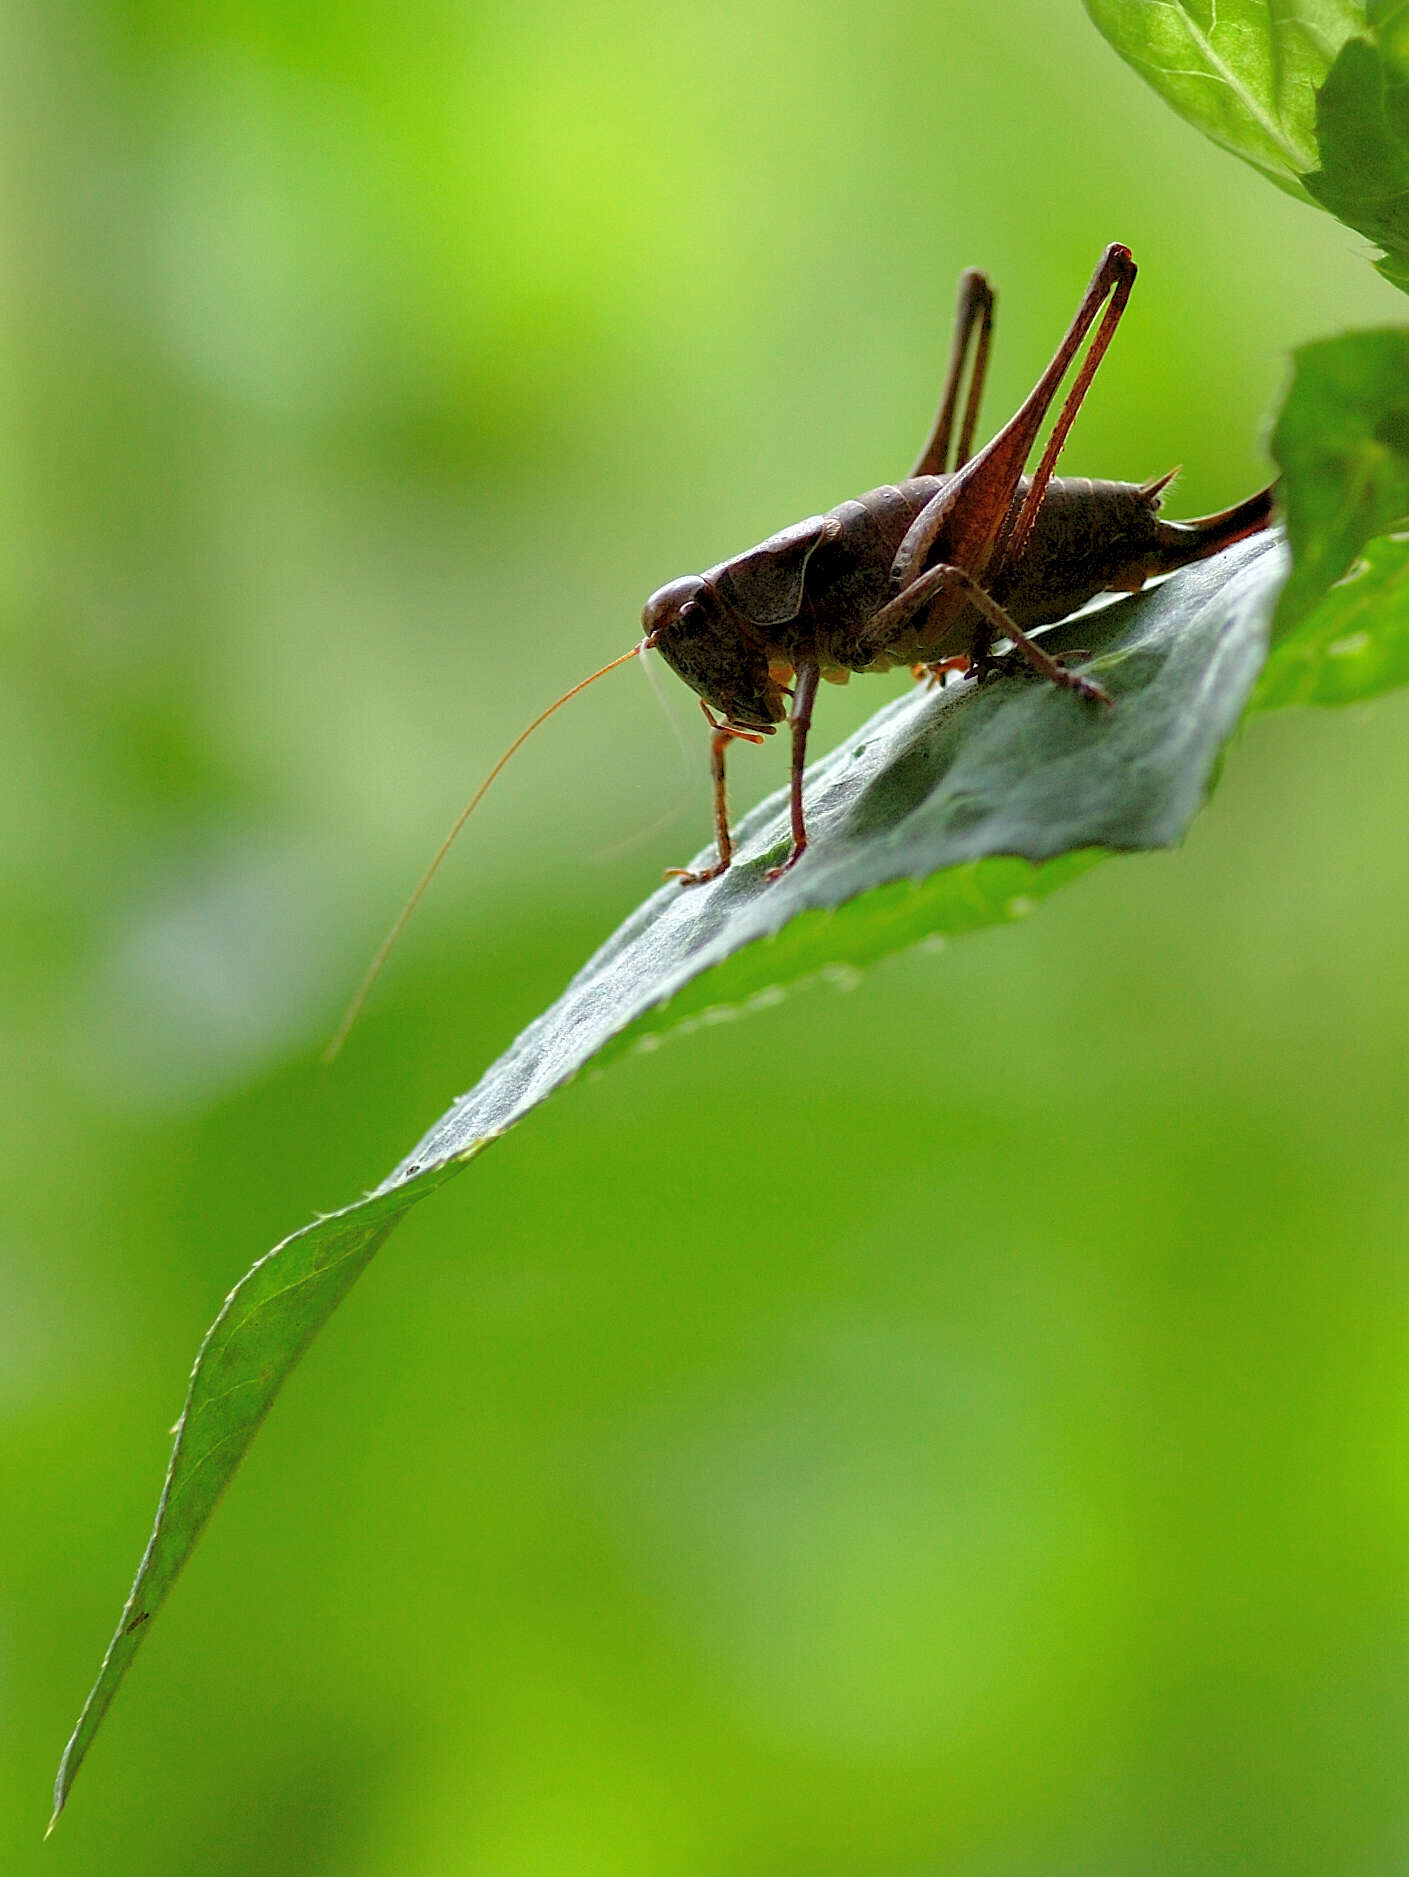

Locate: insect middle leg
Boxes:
[865,562,1112,707]
[765,662,821,882]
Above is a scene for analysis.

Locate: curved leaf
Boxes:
[50,530,1290,1827]
[1082,0,1363,198]
[47,1171,458,1837]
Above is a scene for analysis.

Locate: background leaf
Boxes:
[1267,329,1409,644]
[1302,4,1409,286]
[1086,0,1409,289]
[1254,530,1409,704]
[1082,0,1363,197]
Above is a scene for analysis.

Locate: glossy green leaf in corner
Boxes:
[49,530,1290,1830]
[1256,328,1409,707]
[1082,0,1364,199]
[1301,2,1409,288]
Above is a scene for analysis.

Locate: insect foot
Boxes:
[1047,662,1114,709]
[1067,673,1114,708]
[664,861,730,888]
[764,844,807,885]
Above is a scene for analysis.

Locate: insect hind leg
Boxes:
[864,561,1112,707]
[911,268,996,477]
[891,246,1137,600]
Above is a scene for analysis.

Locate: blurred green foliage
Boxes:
[8,2,1409,1873]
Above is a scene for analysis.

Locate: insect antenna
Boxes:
[585,644,698,864]
[324,641,645,1062]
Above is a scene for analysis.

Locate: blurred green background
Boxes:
[7,2,1409,1871]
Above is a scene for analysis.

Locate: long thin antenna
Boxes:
[324,641,644,1062]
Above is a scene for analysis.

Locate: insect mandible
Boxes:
[326,243,1275,1056]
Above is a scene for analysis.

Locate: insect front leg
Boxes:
[911,267,996,477]
[665,704,765,888]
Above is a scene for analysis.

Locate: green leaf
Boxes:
[1267,329,1409,644]
[1301,6,1409,284]
[1082,0,1364,199]
[1082,1,1409,282]
[51,531,1291,1828]
[1254,528,1409,705]
[47,1167,461,1838]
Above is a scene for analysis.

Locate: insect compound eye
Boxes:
[641,574,707,637]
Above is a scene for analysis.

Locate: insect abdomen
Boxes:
[994,475,1275,628]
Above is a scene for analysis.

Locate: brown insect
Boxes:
[326,243,1274,1056]
[641,242,1274,884]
